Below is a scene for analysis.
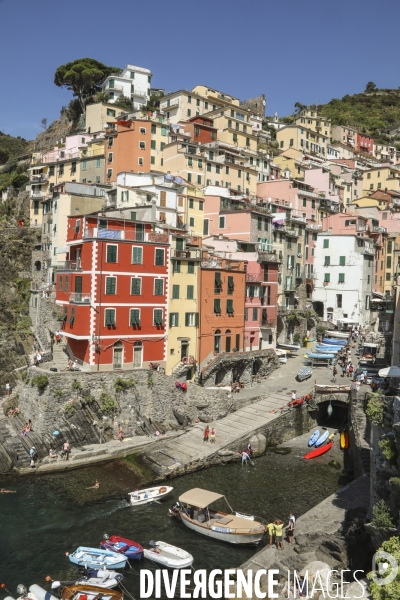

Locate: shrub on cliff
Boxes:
[71,380,83,391]
[366,395,384,425]
[368,536,400,600]
[371,500,395,528]
[100,393,118,415]
[31,375,49,390]
[379,438,398,463]
[114,378,136,393]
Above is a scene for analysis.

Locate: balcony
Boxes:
[258,250,281,264]
[261,319,275,328]
[83,228,163,243]
[285,228,299,237]
[31,192,44,199]
[171,248,201,260]
[57,261,82,271]
[246,273,263,282]
[131,90,148,99]
[319,199,340,213]
[69,293,91,304]
[306,223,322,231]
[30,173,48,183]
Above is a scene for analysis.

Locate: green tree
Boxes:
[114,95,134,111]
[0,148,11,164]
[294,102,307,114]
[368,536,400,600]
[141,92,165,113]
[365,81,377,93]
[54,58,121,113]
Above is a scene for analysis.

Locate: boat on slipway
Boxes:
[52,569,124,590]
[177,488,266,545]
[326,331,350,339]
[304,353,334,360]
[277,342,301,353]
[304,443,333,460]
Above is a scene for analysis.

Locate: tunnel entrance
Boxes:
[310,397,349,429]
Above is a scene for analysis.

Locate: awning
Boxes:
[373,291,384,298]
[179,488,224,508]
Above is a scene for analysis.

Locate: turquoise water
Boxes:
[0,450,347,599]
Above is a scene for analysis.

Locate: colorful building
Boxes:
[105,119,151,182]
[56,215,170,371]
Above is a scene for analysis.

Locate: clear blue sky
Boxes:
[1,0,400,139]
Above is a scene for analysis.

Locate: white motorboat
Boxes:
[177,488,266,545]
[128,485,173,505]
[51,568,123,590]
[326,331,350,339]
[274,349,288,364]
[143,541,193,569]
[277,342,301,352]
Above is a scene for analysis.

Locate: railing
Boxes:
[39,151,80,164]
[31,192,44,199]
[285,228,299,237]
[171,248,201,260]
[201,259,222,269]
[246,273,263,282]
[160,98,180,109]
[69,293,91,304]
[131,90,148,98]
[148,233,169,244]
[30,173,48,182]
[107,83,125,92]
[258,250,281,263]
[57,261,82,271]
[306,223,322,230]
[261,319,275,327]
[289,214,307,223]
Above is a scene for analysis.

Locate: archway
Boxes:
[225,329,231,353]
[34,260,41,271]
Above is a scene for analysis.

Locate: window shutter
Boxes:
[69,307,75,324]
[176,238,184,251]
[172,285,179,299]
[154,310,163,325]
[185,313,190,326]
[187,285,194,299]
[249,286,255,297]
[132,247,142,264]
[131,278,141,295]
[106,277,116,294]
[107,245,117,262]
[324,273,330,283]
[324,256,330,266]
[75,276,82,293]
[105,309,115,326]
[130,309,140,326]
[155,279,164,295]
[62,305,68,321]
[339,256,345,266]
[214,299,221,313]
[155,249,164,265]
[227,276,234,294]
[339,273,345,283]
[169,313,178,327]
[227,299,234,314]
[195,312,199,327]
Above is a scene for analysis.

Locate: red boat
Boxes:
[100,535,143,560]
[304,442,333,460]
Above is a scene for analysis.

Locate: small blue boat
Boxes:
[308,430,320,447]
[305,353,334,359]
[323,338,346,345]
[69,546,127,570]
[315,346,340,353]
[315,430,330,448]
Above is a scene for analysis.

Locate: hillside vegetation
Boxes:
[0,131,30,164]
[316,85,400,144]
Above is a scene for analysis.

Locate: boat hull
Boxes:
[143,542,193,569]
[277,343,301,352]
[128,485,173,506]
[305,353,334,359]
[69,548,127,570]
[101,536,143,560]
[340,432,349,449]
[326,331,350,339]
[304,442,333,459]
[323,338,347,345]
[180,514,264,545]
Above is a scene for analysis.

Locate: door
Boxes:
[133,342,142,368]
[113,342,123,370]
[181,342,189,361]
[75,276,82,302]
[136,223,144,241]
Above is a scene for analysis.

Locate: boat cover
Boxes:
[179,488,224,508]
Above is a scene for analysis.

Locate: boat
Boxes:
[235,512,255,520]
[143,541,194,569]
[308,430,320,447]
[340,432,349,449]
[275,348,288,364]
[177,488,266,545]
[60,584,123,600]
[128,485,173,505]
[315,430,329,447]
[304,353,334,360]
[52,569,124,590]
[100,535,143,560]
[68,547,127,570]
[315,346,340,353]
[277,342,301,352]
[296,366,312,381]
[304,442,333,459]
[325,331,350,339]
[314,384,351,393]
[323,338,347,345]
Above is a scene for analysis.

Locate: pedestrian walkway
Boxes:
[144,390,293,476]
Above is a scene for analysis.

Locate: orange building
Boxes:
[105,119,151,182]
[198,251,246,371]
[181,116,217,145]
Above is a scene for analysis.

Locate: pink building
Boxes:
[204,236,279,350]
[257,178,321,222]
[303,168,341,205]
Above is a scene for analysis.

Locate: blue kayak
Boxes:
[315,430,330,448]
[305,353,334,359]
[323,338,347,345]
[308,430,320,447]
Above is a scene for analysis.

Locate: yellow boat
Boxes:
[340,431,349,449]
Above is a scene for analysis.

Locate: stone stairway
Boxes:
[40,340,69,372]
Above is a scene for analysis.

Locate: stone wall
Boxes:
[30,295,61,352]
[200,348,280,387]
[239,94,266,118]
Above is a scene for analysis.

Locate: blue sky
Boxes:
[1,0,400,139]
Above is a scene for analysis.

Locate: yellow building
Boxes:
[273,148,309,180]
[205,107,258,152]
[295,109,331,140]
[84,102,125,133]
[276,125,328,159]
[363,166,400,193]
[191,85,240,108]
[166,235,201,375]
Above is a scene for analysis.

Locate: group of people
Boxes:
[20,420,33,436]
[31,349,42,367]
[267,513,296,549]
[231,380,241,394]
[203,426,216,443]
[62,358,79,371]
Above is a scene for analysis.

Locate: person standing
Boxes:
[118,424,124,442]
[332,366,337,383]
[291,391,297,402]
[241,449,250,466]
[287,512,296,544]
[5,381,10,396]
[274,519,285,549]
[203,426,209,442]
[63,440,71,461]
[29,446,37,468]
[267,521,275,547]
[210,428,216,443]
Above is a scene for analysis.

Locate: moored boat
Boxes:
[326,331,350,339]
[68,547,127,570]
[277,342,301,352]
[304,353,334,360]
[323,338,347,345]
[314,384,351,393]
[304,442,333,459]
[60,584,123,600]
[143,540,193,569]
[100,535,143,560]
[52,568,124,590]
[128,485,173,505]
[315,346,340,353]
[177,488,266,545]
[315,430,329,447]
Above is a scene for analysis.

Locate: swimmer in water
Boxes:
[86,480,99,489]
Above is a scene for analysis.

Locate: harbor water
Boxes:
[0,447,349,598]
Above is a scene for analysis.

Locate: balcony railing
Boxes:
[30,173,48,182]
[284,284,297,291]
[84,227,159,242]
[261,319,275,327]
[69,293,91,304]
[285,228,299,237]
[171,248,201,260]
[57,261,82,271]
[306,223,322,231]
[246,273,263,282]
[31,192,44,199]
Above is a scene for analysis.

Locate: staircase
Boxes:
[51,340,69,370]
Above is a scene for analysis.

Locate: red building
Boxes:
[357,133,374,155]
[56,215,170,371]
[181,116,217,144]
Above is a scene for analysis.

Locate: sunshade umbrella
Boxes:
[378,366,400,377]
